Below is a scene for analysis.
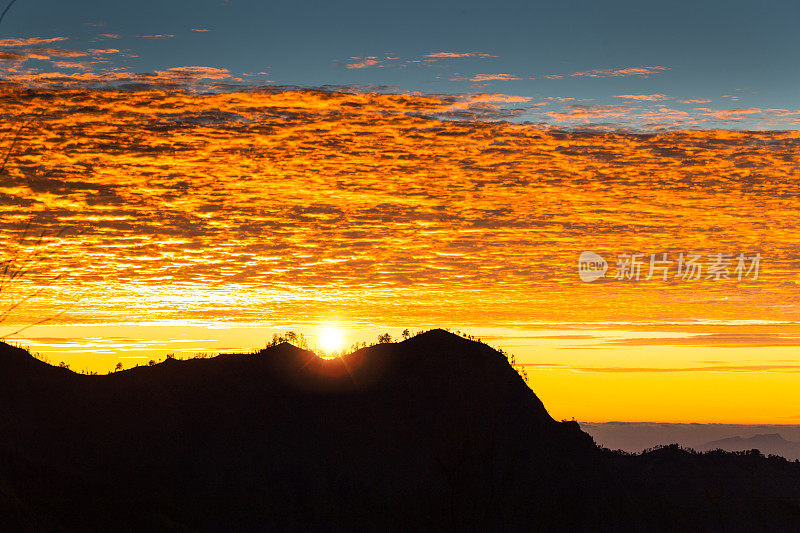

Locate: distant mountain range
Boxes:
[698,433,800,460]
[581,421,800,461]
[2,329,800,530]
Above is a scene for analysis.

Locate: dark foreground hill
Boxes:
[1,329,799,531]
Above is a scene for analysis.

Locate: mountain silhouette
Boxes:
[1,329,800,530]
[698,433,800,461]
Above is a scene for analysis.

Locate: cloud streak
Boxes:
[547,66,669,79]
[344,56,392,69]
[341,51,496,70]
[613,94,671,101]
[0,37,69,46]
[423,52,497,59]
[603,333,800,348]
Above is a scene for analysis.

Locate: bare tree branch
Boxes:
[0,0,18,28]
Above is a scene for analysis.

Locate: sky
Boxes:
[1,0,799,129]
[0,0,799,424]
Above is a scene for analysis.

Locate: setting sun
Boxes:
[318,326,344,355]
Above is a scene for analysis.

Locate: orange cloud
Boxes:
[344,56,389,69]
[0,45,88,65]
[567,66,669,78]
[154,66,231,79]
[695,107,762,120]
[544,103,632,120]
[449,73,521,82]
[463,94,531,104]
[0,51,25,61]
[50,60,93,70]
[342,52,495,70]
[0,37,69,46]
[423,52,498,59]
[545,96,591,102]
[765,108,800,118]
[87,49,121,55]
[425,52,474,58]
[604,333,800,348]
[613,94,671,101]
[468,73,520,82]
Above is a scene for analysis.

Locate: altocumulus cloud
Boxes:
[0,81,798,327]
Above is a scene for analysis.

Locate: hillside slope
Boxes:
[1,330,799,530]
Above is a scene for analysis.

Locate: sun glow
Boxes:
[318,326,344,356]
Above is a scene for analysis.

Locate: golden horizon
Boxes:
[1,86,798,424]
